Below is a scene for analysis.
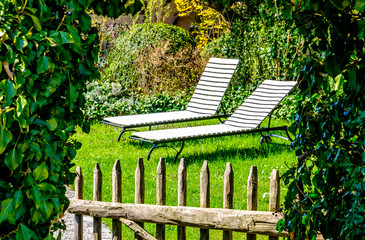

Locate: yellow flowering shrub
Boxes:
[175,0,229,48]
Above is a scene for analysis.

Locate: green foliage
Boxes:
[103,23,196,95]
[84,80,190,120]
[203,0,364,239]
[0,0,141,238]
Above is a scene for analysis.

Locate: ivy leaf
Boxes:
[67,83,78,110]
[46,118,58,131]
[39,201,53,220]
[4,149,23,172]
[31,185,41,209]
[13,189,23,209]
[28,14,42,31]
[16,223,37,240]
[31,208,42,225]
[59,31,74,44]
[37,55,51,74]
[330,0,351,10]
[355,0,365,12]
[0,126,12,154]
[16,95,27,117]
[358,19,365,40]
[33,163,49,182]
[79,12,91,33]
[14,35,28,52]
[0,198,15,224]
[1,79,16,100]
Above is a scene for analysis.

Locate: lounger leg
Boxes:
[118,129,127,142]
[147,144,159,161]
[174,141,185,163]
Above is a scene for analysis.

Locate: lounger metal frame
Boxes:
[102,58,239,141]
[129,80,297,162]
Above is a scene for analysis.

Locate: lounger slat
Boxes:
[204,67,236,74]
[240,102,277,109]
[261,80,297,86]
[208,58,240,65]
[193,89,227,97]
[225,118,262,125]
[259,84,296,91]
[246,96,284,102]
[244,99,283,106]
[189,98,224,106]
[250,92,286,99]
[206,63,239,70]
[190,94,223,102]
[197,80,231,88]
[200,76,232,83]
[254,88,293,94]
[196,85,227,92]
[231,110,268,117]
[187,107,219,115]
[201,71,233,79]
[187,102,219,111]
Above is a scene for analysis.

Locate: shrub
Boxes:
[84,80,190,120]
[0,0,142,238]
[103,23,196,95]
[134,40,206,94]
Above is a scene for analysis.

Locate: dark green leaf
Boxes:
[0,198,15,224]
[33,163,48,181]
[355,0,365,12]
[14,189,23,209]
[0,126,12,154]
[46,118,58,131]
[4,149,23,172]
[59,31,74,44]
[358,20,365,40]
[37,55,51,74]
[14,35,28,52]
[16,95,27,117]
[31,185,41,209]
[28,14,42,31]
[39,201,53,220]
[16,224,37,240]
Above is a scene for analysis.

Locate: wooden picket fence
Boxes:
[68,158,287,240]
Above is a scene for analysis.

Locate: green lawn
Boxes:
[71,118,297,239]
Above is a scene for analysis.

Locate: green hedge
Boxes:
[103,23,196,95]
[0,0,142,238]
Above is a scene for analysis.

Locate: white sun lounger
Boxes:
[129,80,297,161]
[102,58,239,141]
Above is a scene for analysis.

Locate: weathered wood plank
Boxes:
[156,158,166,240]
[269,169,280,240]
[112,160,122,240]
[200,160,210,240]
[93,163,102,240]
[177,158,187,240]
[68,200,287,237]
[223,163,234,240]
[74,166,83,240]
[247,166,258,240]
[135,158,145,240]
[120,218,157,240]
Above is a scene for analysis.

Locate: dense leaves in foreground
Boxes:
[203,0,365,239]
[0,0,141,238]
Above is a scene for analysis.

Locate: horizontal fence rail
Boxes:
[68,158,287,240]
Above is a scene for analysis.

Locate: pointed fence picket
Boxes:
[69,158,286,240]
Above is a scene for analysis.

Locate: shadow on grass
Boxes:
[178,143,292,166]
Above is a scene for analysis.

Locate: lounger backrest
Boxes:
[224,80,297,129]
[186,58,239,115]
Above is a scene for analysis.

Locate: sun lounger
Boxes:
[129,80,297,161]
[102,58,239,141]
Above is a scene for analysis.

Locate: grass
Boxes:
[71,118,297,239]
